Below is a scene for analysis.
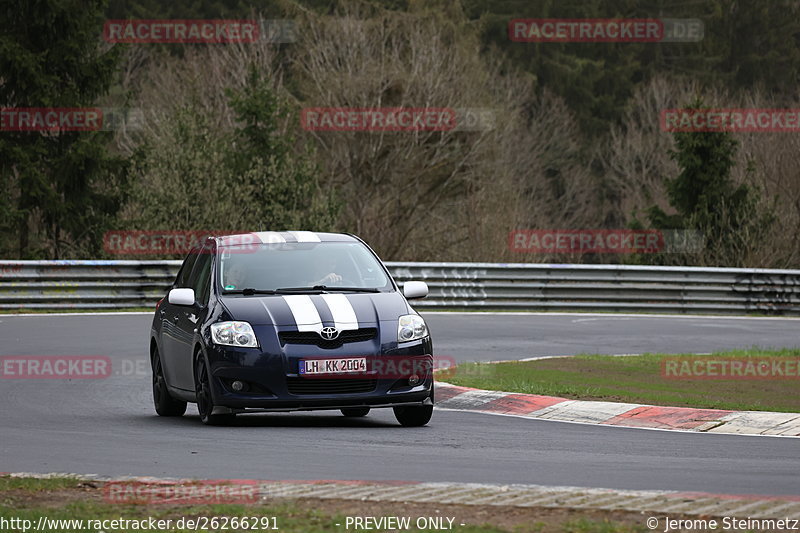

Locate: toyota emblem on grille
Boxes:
[320,327,340,340]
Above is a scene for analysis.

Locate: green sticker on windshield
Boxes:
[224,284,236,290]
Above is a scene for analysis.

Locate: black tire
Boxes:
[152,349,187,417]
[393,404,433,427]
[195,356,235,426]
[341,407,370,417]
[394,386,433,427]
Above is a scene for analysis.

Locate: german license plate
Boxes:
[299,357,367,375]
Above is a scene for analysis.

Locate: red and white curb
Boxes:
[4,472,800,520]
[435,383,800,437]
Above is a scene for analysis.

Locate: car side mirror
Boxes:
[168,288,195,306]
[403,281,428,300]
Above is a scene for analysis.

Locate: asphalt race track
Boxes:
[1,312,799,496]
[427,312,800,361]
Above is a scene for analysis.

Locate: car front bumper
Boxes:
[204,334,434,410]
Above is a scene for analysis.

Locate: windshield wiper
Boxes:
[275,285,380,293]
[224,286,382,295]
[325,286,380,292]
[273,286,328,293]
[222,288,277,295]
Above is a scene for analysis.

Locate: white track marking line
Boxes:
[433,407,800,438]
[421,311,800,321]
[5,311,800,321]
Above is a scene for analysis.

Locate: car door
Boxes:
[160,250,199,391]
[172,242,215,390]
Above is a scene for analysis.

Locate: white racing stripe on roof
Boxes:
[287,231,321,243]
[254,232,286,244]
[320,294,359,331]
[282,295,323,332]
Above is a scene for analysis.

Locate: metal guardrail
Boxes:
[1,260,800,315]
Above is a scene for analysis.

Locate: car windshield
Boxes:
[217,241,391,293]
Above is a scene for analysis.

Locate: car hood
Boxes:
[220,291,412,327]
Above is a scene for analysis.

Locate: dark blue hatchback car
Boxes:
[150,231,434,426]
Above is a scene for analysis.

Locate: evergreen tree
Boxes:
[0,0,126,258]
[127,66,337,236]
[647,100,774,265]
[224,67,339,231]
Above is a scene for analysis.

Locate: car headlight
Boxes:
[398,314,428,343]
[210,321,259,348]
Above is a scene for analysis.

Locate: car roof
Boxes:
[215,231,357,247]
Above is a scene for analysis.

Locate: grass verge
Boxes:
[0,476,665,533]
[442,348,800,412]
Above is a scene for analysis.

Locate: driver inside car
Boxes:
[310,256,343,286]
[222,262,248,290]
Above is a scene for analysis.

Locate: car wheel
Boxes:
[393,404,433,427]
[341,407,370,417]
[394,386,433,427]
[152,349,187,417]
[195,355,235,426]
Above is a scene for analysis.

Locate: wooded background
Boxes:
[2,0,799,267]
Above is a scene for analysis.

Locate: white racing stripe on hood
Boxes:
[254,231,286,244]
[282,295,323,332]
[320,294,359,331]
[287,231,321,242]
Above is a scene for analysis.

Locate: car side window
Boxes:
[174,251,199,288]
[190,245,214,306]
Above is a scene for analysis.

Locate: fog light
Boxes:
[408,374,421,386]
[231,380,246,392]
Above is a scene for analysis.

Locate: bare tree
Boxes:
[290,4,598,261]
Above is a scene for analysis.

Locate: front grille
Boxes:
[287,377,377,395]
[279,327,377,349]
